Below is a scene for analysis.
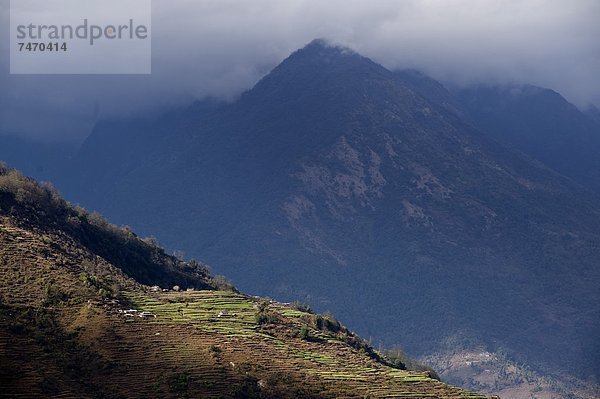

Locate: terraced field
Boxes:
[0,221,491,398]
[99,289,489,398]
[0,167,494,398]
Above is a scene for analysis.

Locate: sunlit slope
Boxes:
[0,165,491,398]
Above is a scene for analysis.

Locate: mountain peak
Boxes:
[301,38,357,55]
[285,38,363,67]
[241,40,387,106]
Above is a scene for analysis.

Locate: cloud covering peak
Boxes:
[1,0,599,140]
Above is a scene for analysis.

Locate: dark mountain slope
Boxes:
[455,85,600,192]
[584,105,600,125]
[59,40,600,396]
[0,164,492,399]
[0,134,75,182]
[393,69,466,118]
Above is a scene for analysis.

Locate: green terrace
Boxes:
[121,290,259,336]
[118,289,489,399]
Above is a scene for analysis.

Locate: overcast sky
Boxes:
[1,0,599,142]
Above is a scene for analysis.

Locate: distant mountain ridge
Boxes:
[390,71,600,195]
[455,84,600,192]
[11,40,600,398]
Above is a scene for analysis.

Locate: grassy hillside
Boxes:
[0,164,492,398]
[0,163,219,291]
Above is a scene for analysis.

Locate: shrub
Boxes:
[313,312,342,333]
[299,325,310,340]
[232,375,261,399]
[42,282,67,306]
[211,275,237,292]
[257,301,269,312]
[291,300,312,313]
[167,373,190,395]
[314,315,324,330]
[255,312,278,325]
[381,345,439,377]
[142,236,160,247]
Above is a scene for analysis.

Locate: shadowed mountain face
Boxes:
[59,40,600,392]
[0,135,76,182]
[455,85,600,193]
[585,105,600,126]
